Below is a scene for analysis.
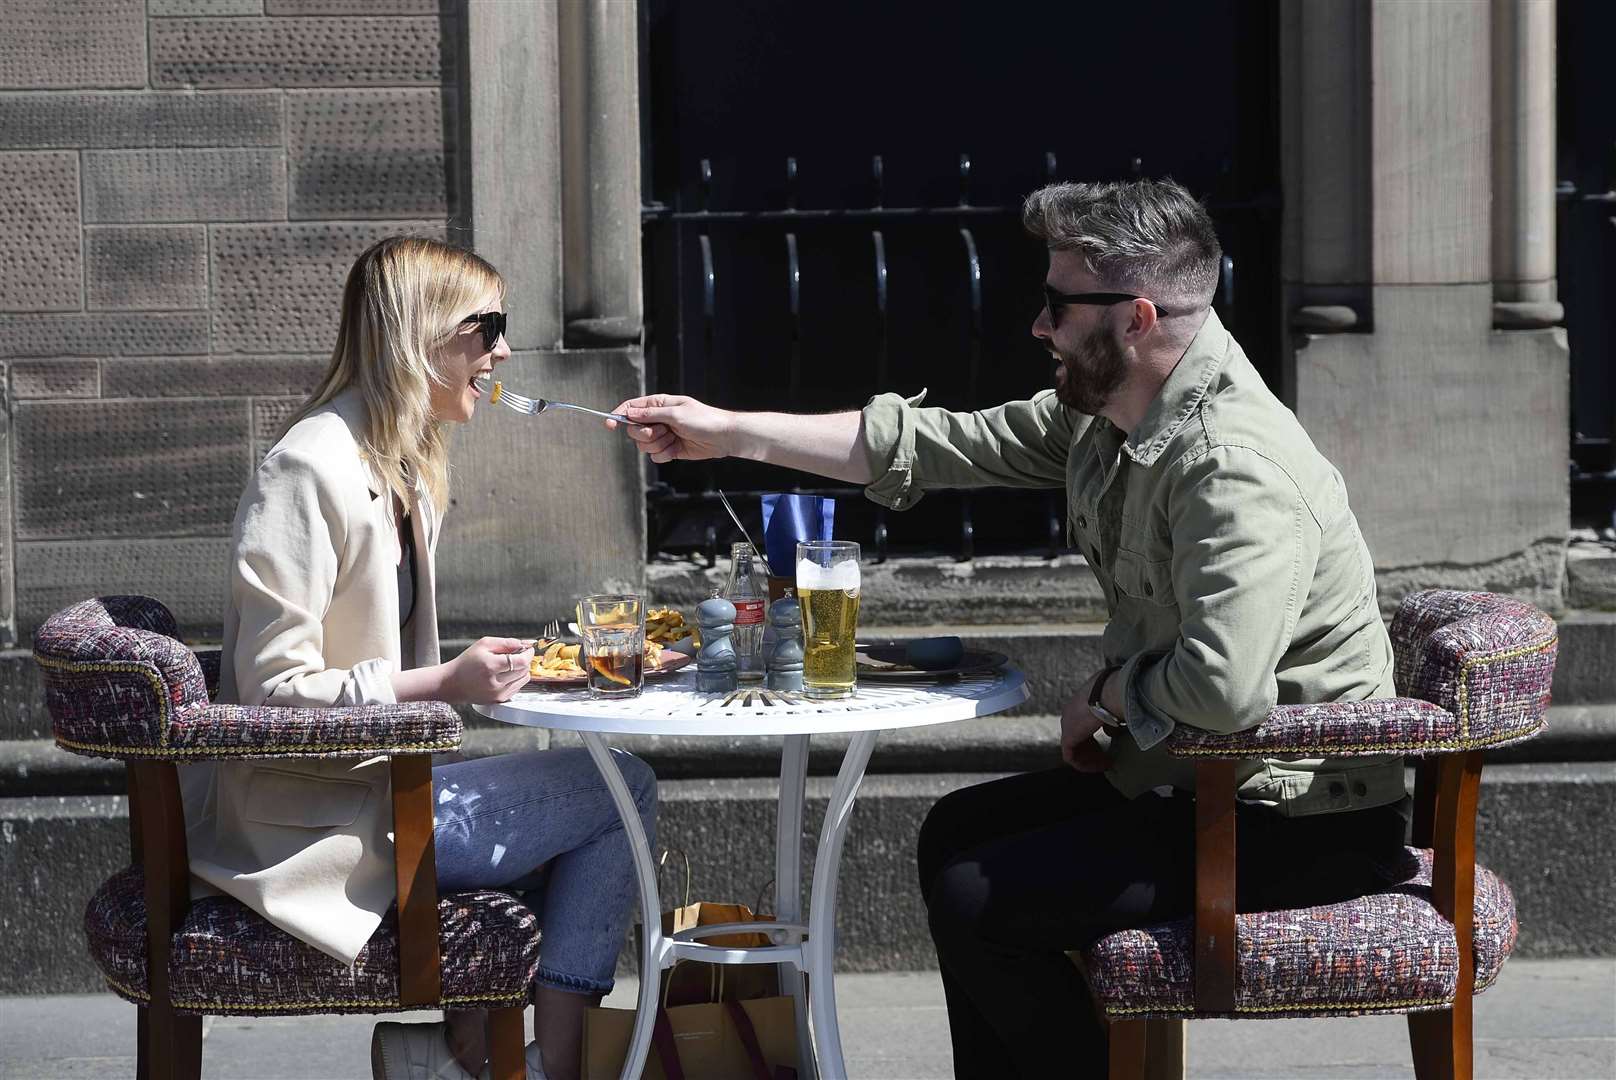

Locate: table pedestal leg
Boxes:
[804,729,879,1079]
[775,734,813,1079]
[580,732,667,1080]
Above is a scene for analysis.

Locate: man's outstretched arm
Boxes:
[607,393,873,484]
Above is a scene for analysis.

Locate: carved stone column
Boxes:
[1281,0,1371,334]
[439,0,645,634]
[559,0,643,347]
[1491,0,1562,328]
[1288,0,1569,613]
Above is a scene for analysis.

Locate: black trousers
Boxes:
[916,767,1411,1078]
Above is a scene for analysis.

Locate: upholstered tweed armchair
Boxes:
[35,596,537,1080]
[1079,589,1557,1080]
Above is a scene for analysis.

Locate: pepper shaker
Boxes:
[695,597,739,694]
[765,593,805,693]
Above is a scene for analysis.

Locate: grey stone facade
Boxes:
[0,1,647,645]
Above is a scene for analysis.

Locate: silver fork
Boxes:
[479,376,631,425]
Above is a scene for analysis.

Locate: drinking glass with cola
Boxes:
[579,594,646,697]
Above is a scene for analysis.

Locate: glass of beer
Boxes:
[796,540,861,700]
[579,594,645,698]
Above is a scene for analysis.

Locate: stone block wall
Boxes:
[0,0,466,645]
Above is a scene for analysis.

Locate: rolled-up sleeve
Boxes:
[861,388,1079,510]
[1121,445,1321,742]
[231,448,396,708]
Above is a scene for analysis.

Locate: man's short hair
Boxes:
[1022,179,1222,314]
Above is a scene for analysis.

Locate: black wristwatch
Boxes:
[1090,664,1125,728]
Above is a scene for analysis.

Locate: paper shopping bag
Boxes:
[658,902,780,1006]
[583,997,798,1080]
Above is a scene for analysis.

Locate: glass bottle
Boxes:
[724,541,768,682]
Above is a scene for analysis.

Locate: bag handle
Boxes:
[660,958,725,1010]
[725,1000,788,1080]
[752,877,776,919]
[652,1009,686,1080]
[659,847,693,910]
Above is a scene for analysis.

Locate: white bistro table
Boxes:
[477,665,1028,1080]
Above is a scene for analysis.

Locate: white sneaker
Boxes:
[371,1021,480,1080]
[478,1041,549,1080]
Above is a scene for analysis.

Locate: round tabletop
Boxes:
[475,666,1028,736]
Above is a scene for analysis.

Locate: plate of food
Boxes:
[526,633,695,686]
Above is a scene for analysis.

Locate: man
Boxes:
[611,179,1409,1075]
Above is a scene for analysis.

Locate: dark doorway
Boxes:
[640,0,1282,562]
[1558,0,1616,526]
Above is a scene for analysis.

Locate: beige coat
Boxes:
[180,389,441,965]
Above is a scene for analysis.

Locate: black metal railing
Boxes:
[1559,179,1616,527]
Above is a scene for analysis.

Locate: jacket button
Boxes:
[1077,514,1087,529]
[1353,782,1368,797]
[1329,782,1346,798]
[1143,582,1153,596]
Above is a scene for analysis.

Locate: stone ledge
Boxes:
[2,763,1610,993]
[1566,537,1616,611]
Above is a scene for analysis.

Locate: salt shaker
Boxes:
[765,594,805,692]
[695,597,739,694]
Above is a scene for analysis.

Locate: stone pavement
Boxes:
[0,960,1610,1079]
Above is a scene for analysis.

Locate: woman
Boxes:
[182,236,655,1080]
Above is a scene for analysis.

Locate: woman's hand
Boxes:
[608,393,736,463]
[428,637,533,704]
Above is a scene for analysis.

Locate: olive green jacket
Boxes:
[859,309,1405,816]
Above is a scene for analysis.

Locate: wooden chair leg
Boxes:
[1107,1017,1149,1080]
[1408,1006,1471,1080]
[486,1006,527,1080]
[1144,1017,1186,1080]
[146,1001,203,1080]
[136,1005,150,1080]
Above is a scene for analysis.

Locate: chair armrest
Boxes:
[1165,697,1457,759]
[159,700,462,760]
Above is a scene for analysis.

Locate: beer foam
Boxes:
[796,557,860,592]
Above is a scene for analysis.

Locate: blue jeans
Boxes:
[431,748,657,996]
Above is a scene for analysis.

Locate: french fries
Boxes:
[530,638,583,678]
[529,634,667,678]
[647,607,697,645]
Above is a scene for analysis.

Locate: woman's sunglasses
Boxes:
[461,311,508,351]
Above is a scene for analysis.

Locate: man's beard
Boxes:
[1052,322,1129,415]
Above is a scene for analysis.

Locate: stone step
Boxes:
[6,611,1615,740]
[6,703,1615,798]
[3,763,1610,994]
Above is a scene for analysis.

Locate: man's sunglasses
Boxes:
[1043,286,1171,327]
[461,311,508,350]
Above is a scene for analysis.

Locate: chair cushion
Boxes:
[1081,848,1516,1020]
[85,867,540,1015]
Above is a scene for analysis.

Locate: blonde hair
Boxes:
[283,236,504,512]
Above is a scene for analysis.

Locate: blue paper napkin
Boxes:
[761,494,835,576]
